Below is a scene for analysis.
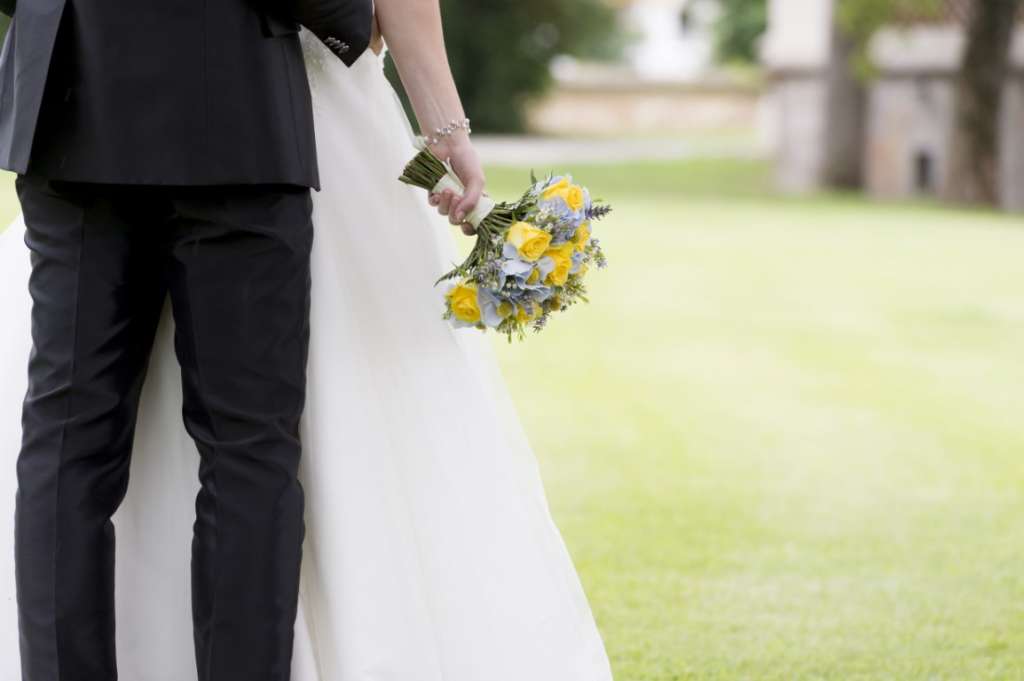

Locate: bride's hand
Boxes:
[428,135,485,236]
[374,0,482,235]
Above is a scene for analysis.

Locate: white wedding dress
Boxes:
[0,36,613,681]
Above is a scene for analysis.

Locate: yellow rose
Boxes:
[542,178,585,211]
[541,178,569,201]
[526,268,541,285]
[506,221,552,262]
[543,242,575,287]
[565,185,585,211]
[573,221,591,252]
[445,282,481,324]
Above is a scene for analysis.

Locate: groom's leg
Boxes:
[14,177,168,681]
[166,185,313,681]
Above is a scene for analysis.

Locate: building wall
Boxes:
[763,76,829,193]
[867,75,1024,209]
[865,26,1024,210]
[864,77,956,199]
[761,0,833,70]
[761,0,834,192]
[526,81,762,136]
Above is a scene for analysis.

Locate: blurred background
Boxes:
[437,1,1024,678]
[2,0,1024,678]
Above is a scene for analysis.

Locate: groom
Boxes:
[0,1,373,680]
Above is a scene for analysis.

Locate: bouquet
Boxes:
[399,139,610,341]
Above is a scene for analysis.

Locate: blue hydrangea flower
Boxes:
[535,255,556,282]
[476,286,506,329]
[570,250,587,274]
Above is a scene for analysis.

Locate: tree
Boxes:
[714,0,767,64]
[835,0,945,77]
[822,6,867,189]
[387,0,619,133]
[944,0,1022,205]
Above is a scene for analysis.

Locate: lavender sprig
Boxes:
[585,204,613,221]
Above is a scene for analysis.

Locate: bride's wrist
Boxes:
[428,129,473,161]
[423,116,471,150]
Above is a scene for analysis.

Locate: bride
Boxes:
[0,2,613,680]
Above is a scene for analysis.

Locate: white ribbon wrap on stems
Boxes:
[431,174,496,229]
[415,136,497,228]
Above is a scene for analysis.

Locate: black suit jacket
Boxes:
[0,0,373,187]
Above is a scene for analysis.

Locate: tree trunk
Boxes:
[944,0,1021,205]
[822,17,867,190]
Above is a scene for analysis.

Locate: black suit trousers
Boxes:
[14,176,314,681]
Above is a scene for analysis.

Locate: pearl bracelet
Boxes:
[428,118,472,147]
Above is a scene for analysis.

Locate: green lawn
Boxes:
[486,161,1024,680]
[2,162,1023,680]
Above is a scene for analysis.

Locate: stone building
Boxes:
[762,0,1024,211]
[759,0,834,193]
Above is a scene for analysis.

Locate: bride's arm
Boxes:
[374,0,485,232]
